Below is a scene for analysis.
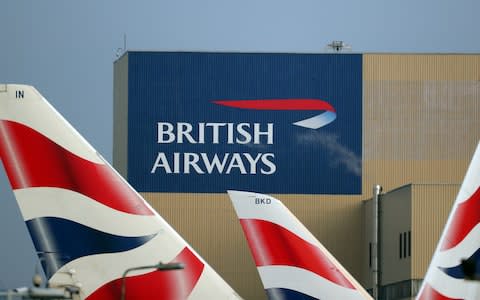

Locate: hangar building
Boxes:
[113,52,480,300]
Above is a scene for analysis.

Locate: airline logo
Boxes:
[416,142,480,300]
[126,52,362,194]
[213,99,337,129]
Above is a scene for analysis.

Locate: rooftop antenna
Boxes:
[325,40,352,52]
[116,33,127,58]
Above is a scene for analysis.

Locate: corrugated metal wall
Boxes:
[411,184,459,278]
[363,54,480,193]
[113,55,129,178]
[114,53,480,300]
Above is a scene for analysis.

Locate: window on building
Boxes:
[399,234,402,259]
[399,231,412,259]
[369,242,372,268]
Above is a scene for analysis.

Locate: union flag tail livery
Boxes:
[227,190,372,300]
[416,142,480,300]
[0,84,241,300]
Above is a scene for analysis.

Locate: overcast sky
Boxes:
[0,0,479,289]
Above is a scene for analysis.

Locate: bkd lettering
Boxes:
[255,197,272,204]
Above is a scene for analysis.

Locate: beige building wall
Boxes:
[411,184,459,279]
[113,53,480,300]
[363,54,480,194]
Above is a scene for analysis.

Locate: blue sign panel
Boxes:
[126,52,362,194]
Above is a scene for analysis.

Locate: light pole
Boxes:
[372,184,382,300]
[120,262,184,300]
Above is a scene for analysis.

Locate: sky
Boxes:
[0,0,479,289]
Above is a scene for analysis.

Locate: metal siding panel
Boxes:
[364,80,480,161]
[362,160,468,195]
[363,199,374,289]
[363,53,480,192]
[379,185,412,285]
[411,184,459,279]
[364,54,480,80]
[113,54,129,177]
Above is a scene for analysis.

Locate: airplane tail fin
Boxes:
[227,190,372,300]
[0,84,240,299]
[416,142,480,300]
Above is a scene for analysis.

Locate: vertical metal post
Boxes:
[372,184,382,300]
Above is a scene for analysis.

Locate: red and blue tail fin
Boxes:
[0,84,241,299]
[416,142,480,300]
[228,190,372,300]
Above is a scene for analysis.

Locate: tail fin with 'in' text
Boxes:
[0,84,241,300]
